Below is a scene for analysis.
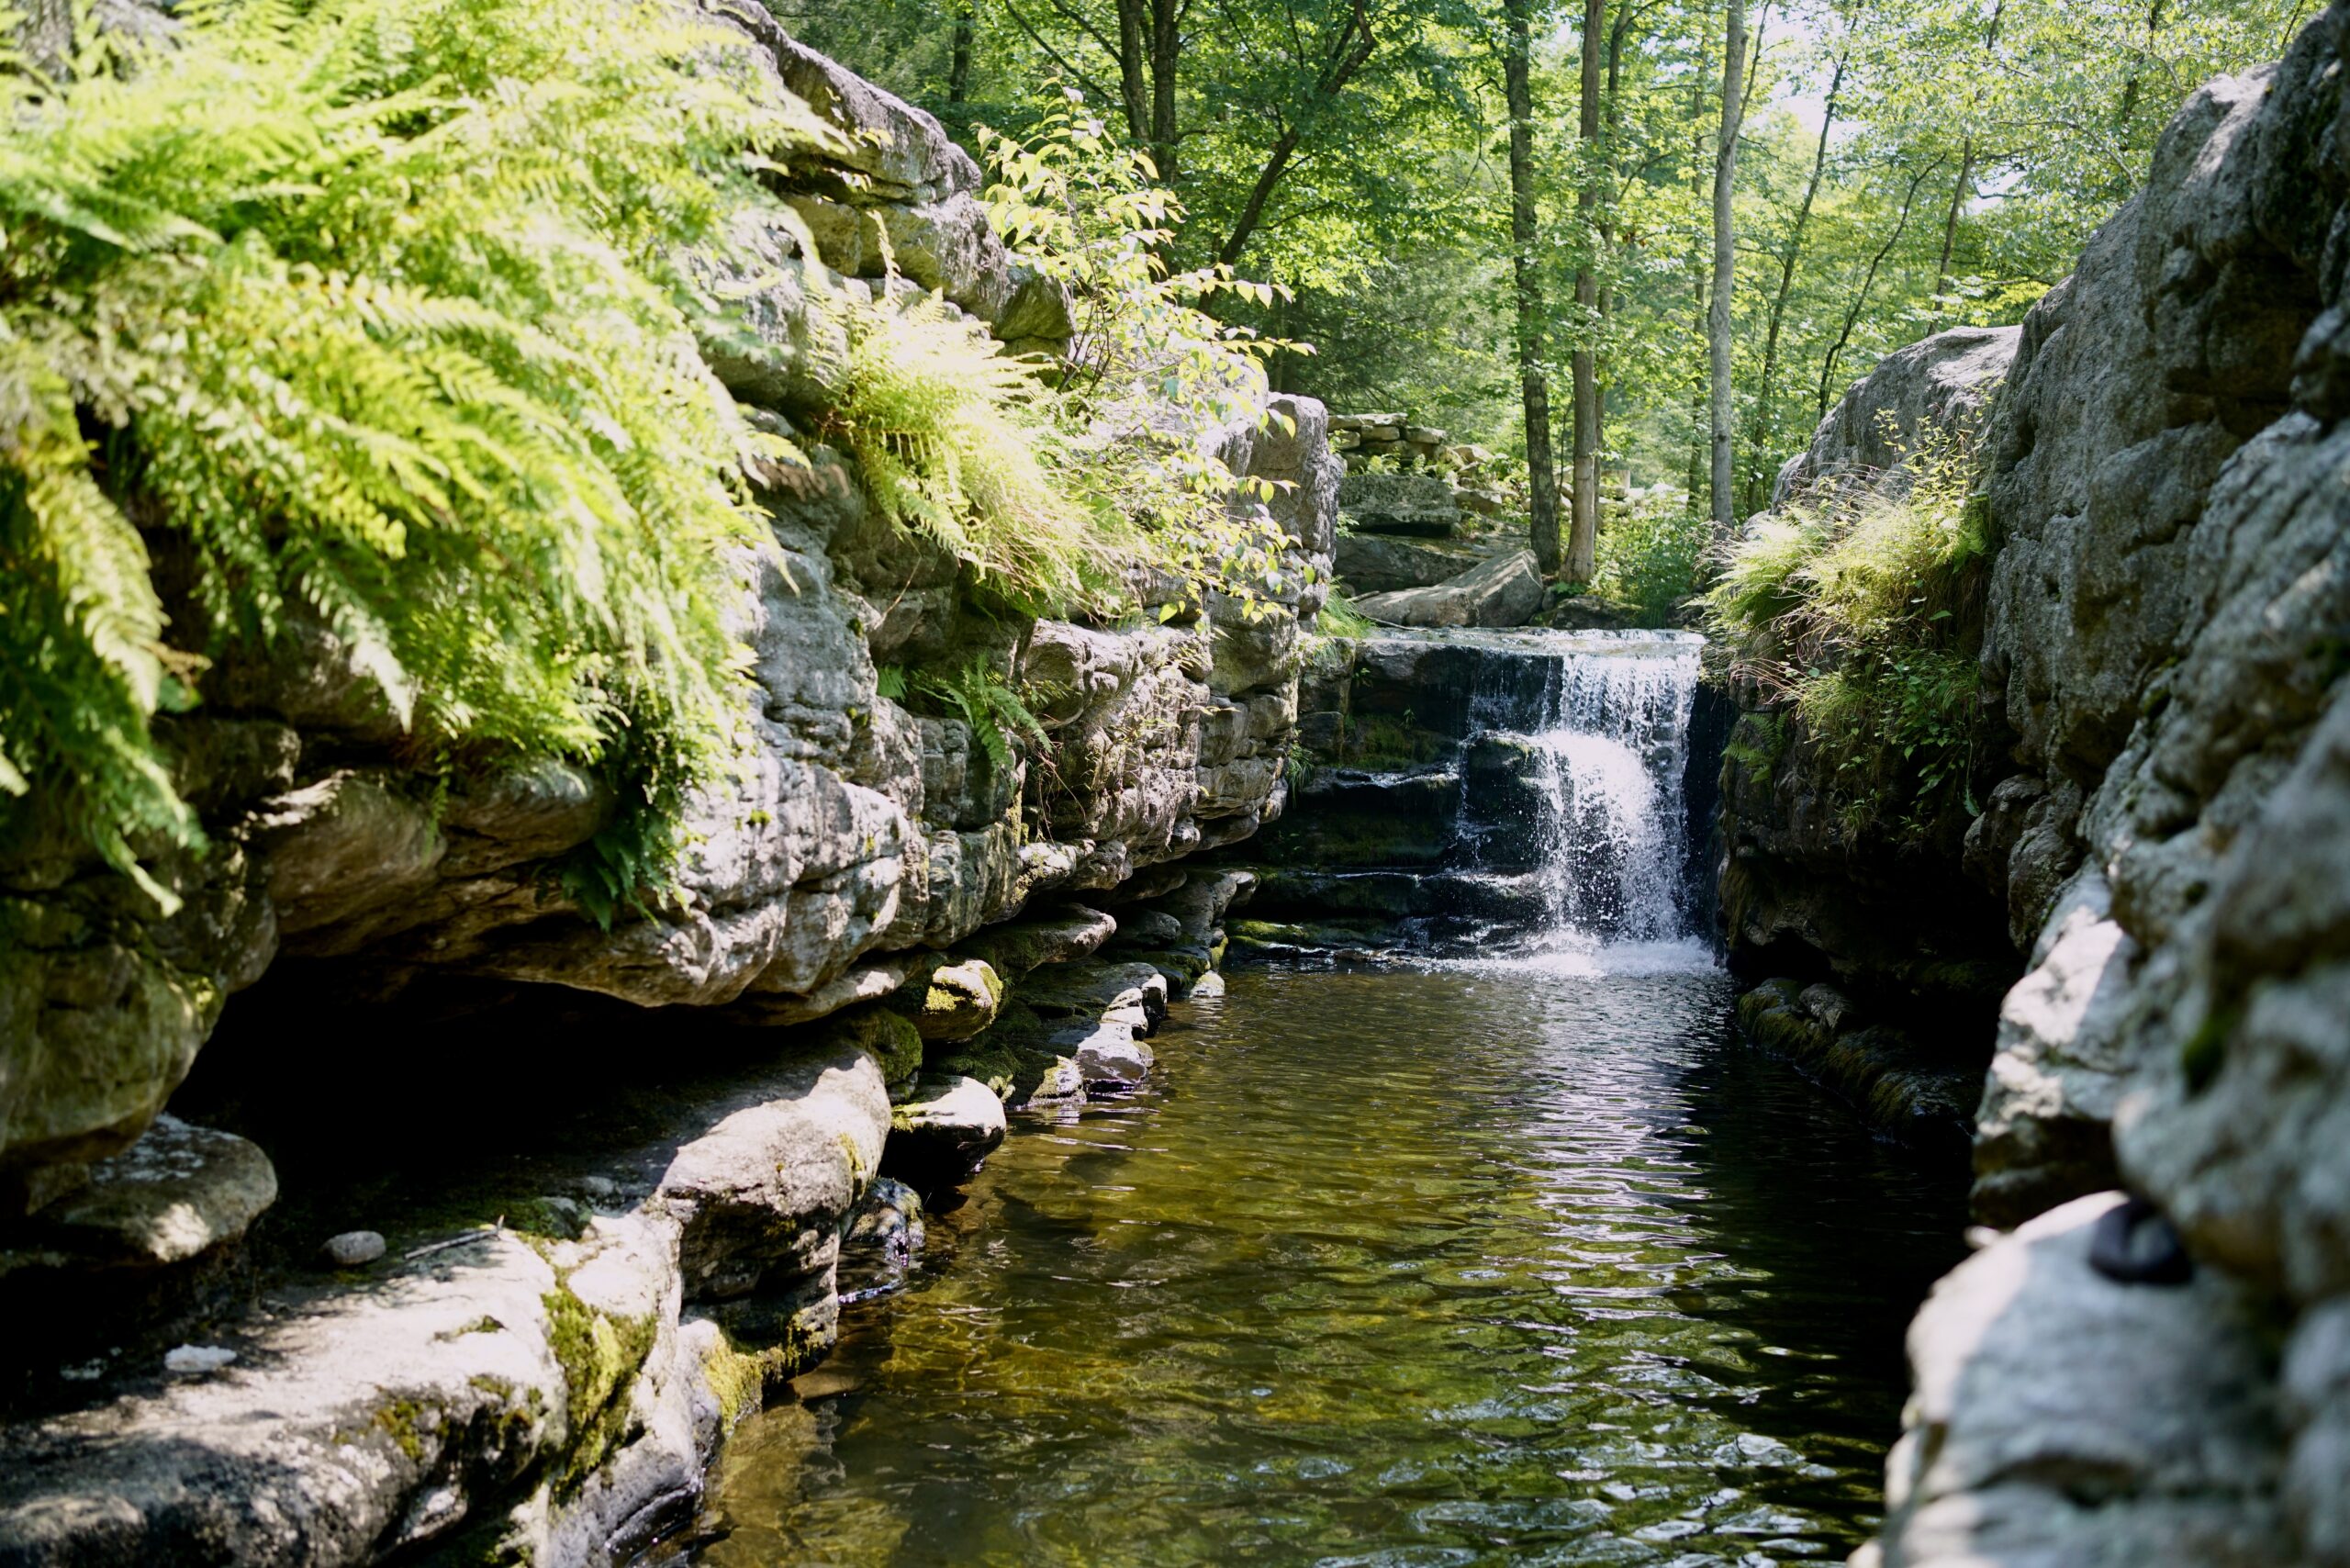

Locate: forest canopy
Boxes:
[777,0,2310,510]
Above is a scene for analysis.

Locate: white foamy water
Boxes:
[1453,629,1707,962]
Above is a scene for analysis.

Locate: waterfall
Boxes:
[1450,629,1707,967]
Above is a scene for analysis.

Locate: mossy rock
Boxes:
[928,1001,1063,1101]
[542,1280,657,1496]
[885,954,1004,1043]
[819,1006,923,1096]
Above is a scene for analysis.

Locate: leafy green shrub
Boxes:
[0,0,833,914]
[979,95,1309,622]
[1592,494,1711,625]
[1704,431,1990,834]
[1314,594,1376,639]
[827,291,1114,618]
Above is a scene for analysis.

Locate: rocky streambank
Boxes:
[0,15,1331,1563]
[1718,6,2350,1561]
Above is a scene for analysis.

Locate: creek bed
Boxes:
[663,957,1964,1566]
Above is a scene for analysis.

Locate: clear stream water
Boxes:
[665,631,1965,1568]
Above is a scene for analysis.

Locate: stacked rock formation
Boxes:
[0,12,1336,1564]
[1718,8,2350,1562]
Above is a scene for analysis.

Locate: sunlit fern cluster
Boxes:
[0,0,834,917]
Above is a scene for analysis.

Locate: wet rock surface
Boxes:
[1707,11,2350,1564]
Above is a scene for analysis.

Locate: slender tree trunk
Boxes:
[1149,0,1181,184]
[948,1,978,124]
[1817,159,1935,416]
[1707,0,1747,529]
[1742,50,1841,512]
[1115,0,1150,143]
[1505,0,1562,577]
[1686,12,1711,502]
[1597,2,1632,487]
[1566,0,1605,583]
[1930,136,1974,330]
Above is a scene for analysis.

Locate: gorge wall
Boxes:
[1720,6,2350,1562]
[0,10,1334,1563]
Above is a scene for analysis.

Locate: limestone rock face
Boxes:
[1354,549,1545,630]
[1334,532,1482,595]
[1776,326,2020,505]
[708,0,1070,347]
[1338,473,1461,538]
[0,114,1333,1200]
[1717,326,2021,1020]
[1841,9,2350,1563]
[1872,1193,2288,1568]
[1970,869,2135,1227]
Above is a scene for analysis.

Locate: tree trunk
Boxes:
[947,1,977,125]
[1707,0,1747,529]
[1930,136,1974,329]
[1566,0,1605,583]
[1686,10,1711,502]
[1215,0,1375,265]
[1505,0,1562,577]
[1150,0,1181,184]
[1817,159,1935,417]
[1115,0,1151,144]
[1742,50,1841,512]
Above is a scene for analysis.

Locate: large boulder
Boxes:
[1353,550,1544,629]
[1335,532,1482,595]
[1337,473,1461,538]
[1870,1193,2288,1568]
[5,1115,276,1273]
[1776,326,2020,504]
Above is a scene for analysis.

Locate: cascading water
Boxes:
[1373,627,1708,968]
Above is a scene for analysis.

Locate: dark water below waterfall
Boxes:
[666,958,1965,1566]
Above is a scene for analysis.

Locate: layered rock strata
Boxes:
[0,13,1329,1564]
[1721,7,2350,1562]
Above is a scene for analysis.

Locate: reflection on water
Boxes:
[667,962,1964,1567]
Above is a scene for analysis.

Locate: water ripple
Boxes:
[666,964,1964,1568]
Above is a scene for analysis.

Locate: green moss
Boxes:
[824,1006,924,1090]
[509,1196,588,1241]
[2181,1002,2240,1094]
[1330,713,1445,770]
[373,1398,432,1462]
[542,1278,658,1497]
[437,1316,507,1341]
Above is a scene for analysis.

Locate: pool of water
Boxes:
[664,958,1964,1567]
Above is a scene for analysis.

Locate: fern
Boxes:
[911,657,1048,771]
[0,0,835,915]
[829,290,1124,619]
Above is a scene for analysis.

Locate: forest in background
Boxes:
[779,0,2310,535]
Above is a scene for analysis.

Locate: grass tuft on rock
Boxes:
[1705,430,1991,838]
